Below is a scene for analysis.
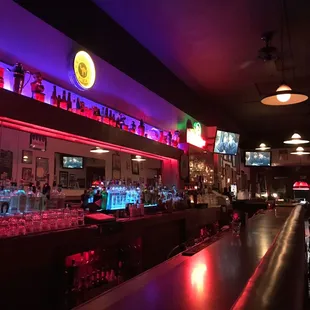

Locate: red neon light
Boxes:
[187,128,206,148]
[0,117,177,163]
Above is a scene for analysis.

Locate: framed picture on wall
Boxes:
[112,153,121,180]
[30,133,47,152]
[22,150,33,164]
[22,167,32,182]
[131,157,139,175]
[35,157,49,181]
[59,171,68,188]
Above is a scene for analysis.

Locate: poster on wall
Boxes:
[0,149,13,179]
[131,157,139,175]
[112,153,121,180]
[35,157,49,181]
[30,133,47,152]
[22,167,32,182]
[59,171,69,188]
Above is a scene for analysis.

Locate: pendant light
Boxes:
[90,147,109,154]
[290,146,310,155]
[283,133,309,145]
[255,143,271,151]
[132,155,146,162]
[261,0,308,106]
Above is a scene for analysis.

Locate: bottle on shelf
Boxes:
[138,120,145,136]
[57,94,61,108]
[167,131,172,146]
[67,92,72,112]
[103,108,110,124]
[60,90,67,110]
[50,85,58,107]
[130,121,136,134]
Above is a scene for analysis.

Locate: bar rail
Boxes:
[232,205,307,310]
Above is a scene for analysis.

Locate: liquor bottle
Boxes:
[60,90,67,110]
[103,108,109,124]
[108,110,113,126]
[50,85,58,107]
[159,131,164,143]
[57,95,61,108]
[167,131,172,146]
[101,187,108,210]
[130,121,136,134]
[67,92,72,111]
[138,120,145,136]
[112,114,116,127]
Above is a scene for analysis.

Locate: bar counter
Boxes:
[76,207,293,310]
[0,207,222,310]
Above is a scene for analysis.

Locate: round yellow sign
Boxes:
[72,51,96,90]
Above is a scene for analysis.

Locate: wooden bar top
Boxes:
[76,207,293,310]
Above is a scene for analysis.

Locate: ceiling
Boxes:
[15,0,310,148]
[93,0,310,147]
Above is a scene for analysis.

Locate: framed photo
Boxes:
[30,133,47,151]
[59,171,68,188]
[279,150,288,161]
[22,150,33,164]
[35,157,49,181]
[131,157,139,175]
[22,167,32,182]
[112,153,121,180]
[112,153,121,170]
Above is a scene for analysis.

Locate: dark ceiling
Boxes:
[16,0,310,148]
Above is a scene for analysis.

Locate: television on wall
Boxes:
[214,130,240,155]
[245,151,271,167]
[62,156,84,169]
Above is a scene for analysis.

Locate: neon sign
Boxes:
[186,122,206,148]
[70,51,96,90]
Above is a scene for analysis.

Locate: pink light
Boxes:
[0,117,178,163]
[187,128,206,148]
[191,263,207,293]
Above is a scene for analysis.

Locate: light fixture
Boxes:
[290,146,310,155]
[261,1,308,106]
[132,155,146,162]
[261,83,308,106]
[283,133,309,145]
[255,143,271,151]
[90,147,109,154]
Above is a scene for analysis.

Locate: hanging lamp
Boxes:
[261,0,308,106]
[90,147,109,153]
[290,146,310,155]
[132,155,146,162]
[255,143,271,151]
[283,133,309,145]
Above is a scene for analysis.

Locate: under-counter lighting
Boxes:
[255,143,271,151]
[284,133,309,145]
[290,146,310,155]
[90,147,109,154]
[132,155,146,162]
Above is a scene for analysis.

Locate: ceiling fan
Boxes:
[239,32,280,71]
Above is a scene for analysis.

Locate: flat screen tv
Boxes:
[214,130,240,155]
[62,156,84,169]
[245,151,271,167]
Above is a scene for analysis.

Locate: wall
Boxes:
[0,126,162,187]
[0,0,198,132]
[272,148,310,166]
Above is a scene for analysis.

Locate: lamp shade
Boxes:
[284,133,309,145]
[90,147,109,153]
[290,146,310,155]
[261,83,308,106]
[255,143,270,151]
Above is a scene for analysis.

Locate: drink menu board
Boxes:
[0,149,13,179]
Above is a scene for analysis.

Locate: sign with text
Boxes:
[186,122,206,148]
